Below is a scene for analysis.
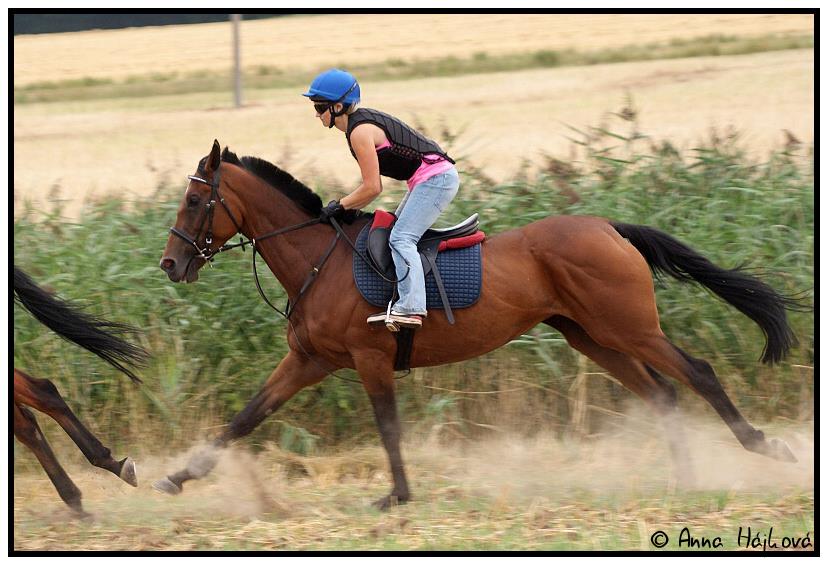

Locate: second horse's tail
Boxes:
[13,267,148,382]
[610,222,804,365]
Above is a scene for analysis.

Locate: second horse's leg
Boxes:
[153,351,329,494]
[14,369,136,487]
[13,402,87,516]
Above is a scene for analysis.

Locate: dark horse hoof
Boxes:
[68,502,92,520]
[119,457,138,487]
[74,509,94,520]
[152,477,182,495]
[373,494,409,511]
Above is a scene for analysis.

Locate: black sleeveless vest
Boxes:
[345,108,455,181]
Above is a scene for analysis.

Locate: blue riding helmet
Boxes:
[302,69,361,105]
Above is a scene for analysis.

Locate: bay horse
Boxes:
[13,267,148,516]
[156,140,800,509]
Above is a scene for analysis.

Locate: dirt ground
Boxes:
[12,414,814,550]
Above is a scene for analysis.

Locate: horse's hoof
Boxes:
[119,457,138,487]
[373,494,408,511]
[766,438,797,462]
[152,477,182,495]
[67,501,92,520]
[74,509,93,520]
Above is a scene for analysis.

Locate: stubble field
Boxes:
[13,417,815,551]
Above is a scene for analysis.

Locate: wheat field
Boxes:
[13,48,814,218]
[13,13,813,86]
[13,14,815,218]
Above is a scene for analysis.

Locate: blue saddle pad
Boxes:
[352,224,483,309]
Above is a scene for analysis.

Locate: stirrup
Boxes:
[388,312,423,330]
[367,308,423,332]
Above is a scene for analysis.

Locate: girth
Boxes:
[366,211,484,324]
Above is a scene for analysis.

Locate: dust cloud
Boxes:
[411,408,814,501]
[14,408,813,527]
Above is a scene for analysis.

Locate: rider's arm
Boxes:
[340,125,383,210]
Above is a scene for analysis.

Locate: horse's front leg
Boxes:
[356,354,411,510]
[153,350,328,495]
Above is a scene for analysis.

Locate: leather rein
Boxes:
[168,167,412,383]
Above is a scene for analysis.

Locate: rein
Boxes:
[170,171,399,314]
[169,172,327,319]
[169,169,411,382]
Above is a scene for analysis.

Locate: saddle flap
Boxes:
[367,211,396,278]
[366,210,483,280]
[354,223,483,314]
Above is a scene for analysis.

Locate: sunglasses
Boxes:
[313,102,331,114]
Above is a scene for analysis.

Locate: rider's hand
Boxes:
[319,200,345,224]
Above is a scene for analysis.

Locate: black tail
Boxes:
[611,222,805,365]
[13,267,148,383]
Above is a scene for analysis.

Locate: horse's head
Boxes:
[160,140,244,283]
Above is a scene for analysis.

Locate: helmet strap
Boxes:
[326,103,339,128]
[328,80,357,128]
[317,80,357,129]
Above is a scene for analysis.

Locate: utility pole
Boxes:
[231,14,243,108]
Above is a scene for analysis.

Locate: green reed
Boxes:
[13,128,813,455]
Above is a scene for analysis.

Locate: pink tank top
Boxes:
[375,140,454,191]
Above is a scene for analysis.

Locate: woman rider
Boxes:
[304,68,460,330]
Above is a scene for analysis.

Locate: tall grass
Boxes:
[13,119,813,458]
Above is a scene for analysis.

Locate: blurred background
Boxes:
[13,13,814,550]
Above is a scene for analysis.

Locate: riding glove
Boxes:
[320,200,345,223]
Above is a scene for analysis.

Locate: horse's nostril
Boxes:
[160,258,175,272]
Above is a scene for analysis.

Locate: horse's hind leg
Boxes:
[628,336,797,462]
[546,316,695,484]
[13,369,137,487]
[13,401,87,516]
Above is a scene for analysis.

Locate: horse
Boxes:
[13,267,148,516]
[156,140,801,509]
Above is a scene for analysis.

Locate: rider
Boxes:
[304,68,460,329]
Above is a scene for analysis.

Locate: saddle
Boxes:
[365,210,485,324]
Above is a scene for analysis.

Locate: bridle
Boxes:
[169,168,248,262]
[167,161,411,382]
[168,165,331,318]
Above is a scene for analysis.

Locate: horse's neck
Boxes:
[235,178,326,299]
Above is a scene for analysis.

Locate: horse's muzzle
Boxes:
[159,255,202,283]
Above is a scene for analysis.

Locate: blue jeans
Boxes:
[389,167,460,315]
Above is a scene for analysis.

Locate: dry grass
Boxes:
[13,413,814,551]
[13,49,814,219]
[13,14,814,86]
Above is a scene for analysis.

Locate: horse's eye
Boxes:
[187,194,200,207]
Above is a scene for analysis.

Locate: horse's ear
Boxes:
[205,139,221,173]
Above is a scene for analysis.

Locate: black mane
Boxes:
[219,147,323,216]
